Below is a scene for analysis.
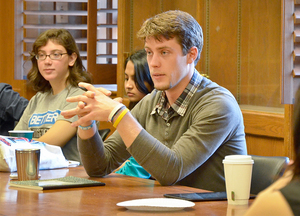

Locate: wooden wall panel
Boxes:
[131,0,161,51]
[161,0,198,17]
[0,1,14,83]
[207,0,239,96]
[246,135,285,157]
[0,1,27,98]
[240,0,282,107]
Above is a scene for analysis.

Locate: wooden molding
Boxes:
[284,104,296,159]
[242,109,284,138]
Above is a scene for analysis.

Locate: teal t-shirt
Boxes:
[115,156,151,179]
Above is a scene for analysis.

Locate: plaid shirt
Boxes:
[151,69,202,121]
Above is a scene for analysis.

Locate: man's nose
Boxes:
[149,53,160,68]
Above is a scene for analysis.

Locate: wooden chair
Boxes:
[250,155,290,195]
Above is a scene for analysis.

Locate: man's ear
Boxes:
[68,52,77,66]
[187,46,198,64]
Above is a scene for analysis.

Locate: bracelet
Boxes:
[78,120,95,130]
[108,104,126,122]
[111,106,126,123]
[112,108,129,128]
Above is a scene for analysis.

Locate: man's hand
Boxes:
[61,82,123,127]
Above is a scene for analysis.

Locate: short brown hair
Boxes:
[137,10,203,65]
[27,29,92,92]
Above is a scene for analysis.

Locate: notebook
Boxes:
[9,176,105,190]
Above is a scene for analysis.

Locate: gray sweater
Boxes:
[78,75,247,191]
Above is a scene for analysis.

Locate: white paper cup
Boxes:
[223,155,254,205]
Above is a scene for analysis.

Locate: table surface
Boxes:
[0,166,252,215]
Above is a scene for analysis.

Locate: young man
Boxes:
[61,10,247,191]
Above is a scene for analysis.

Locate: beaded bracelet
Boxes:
[112,108,129,128]
[78,120,95,130]
[108,104,126,122]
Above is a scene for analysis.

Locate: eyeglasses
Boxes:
[35,53,68,60]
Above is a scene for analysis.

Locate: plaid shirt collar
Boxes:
[151,69,202,118]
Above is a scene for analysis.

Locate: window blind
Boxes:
[14,0,118,80]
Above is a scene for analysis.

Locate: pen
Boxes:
[79,86,88,91]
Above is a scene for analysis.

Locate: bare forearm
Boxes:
[37,120,76,147]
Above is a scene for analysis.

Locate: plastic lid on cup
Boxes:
[222,155,254,164]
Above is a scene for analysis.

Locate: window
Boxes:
[14,0,117,80]
[96,0,118,64]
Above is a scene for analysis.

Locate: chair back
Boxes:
[250,155,289,195]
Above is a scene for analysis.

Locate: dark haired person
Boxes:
[62,10,246,191]
[0,83,28,136]
[15,29,92,162]
[115,49,154,178]
[244,88,300,216]
[124,49,154,110]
